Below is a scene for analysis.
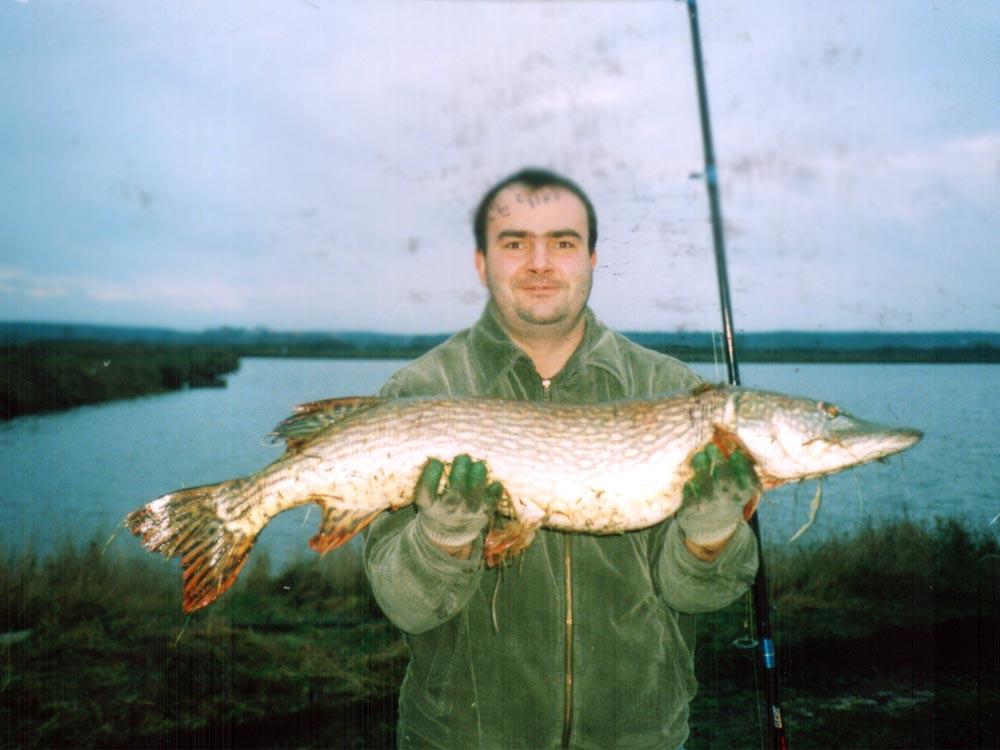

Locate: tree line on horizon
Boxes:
[1,328,997,420]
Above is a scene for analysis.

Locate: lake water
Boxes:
[1,358,997,565]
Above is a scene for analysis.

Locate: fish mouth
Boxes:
[749,425,923,490]
[837,426,923,458]
[883,427,923,451]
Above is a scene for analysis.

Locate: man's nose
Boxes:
[525,239,552,271]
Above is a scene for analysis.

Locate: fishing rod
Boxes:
[679,1,788,748]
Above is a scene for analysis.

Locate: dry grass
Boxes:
[2,517,998,748]
[0,540,405,749]
[693,517,1000,749]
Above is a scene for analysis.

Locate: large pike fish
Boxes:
[126,384,921,612]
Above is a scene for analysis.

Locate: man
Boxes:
[365,168,760,749]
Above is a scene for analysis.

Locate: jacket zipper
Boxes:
[561,533,574,748]
[542,378,575,749]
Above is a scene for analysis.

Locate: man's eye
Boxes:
[505,241,523,250]
[554,240,575,250]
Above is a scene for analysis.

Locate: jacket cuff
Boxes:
[657,521,759,614]
[365,509,483,634]
[406,514,484,573]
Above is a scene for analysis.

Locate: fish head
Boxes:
[724,388,923,489]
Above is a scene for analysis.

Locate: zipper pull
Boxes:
[541,378,552,401]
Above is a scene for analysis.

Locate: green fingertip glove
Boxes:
[414,454,503,547]
[677,445,761,547]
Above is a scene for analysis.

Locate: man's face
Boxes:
[474,184,596,336]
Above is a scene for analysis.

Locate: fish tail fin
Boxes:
[126,479,258,613]
[308,505,383,555]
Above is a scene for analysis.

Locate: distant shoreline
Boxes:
[1,338,997,420]
[233,343,1000,364]
[0,341,239,420]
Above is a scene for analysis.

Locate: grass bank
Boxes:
[692,517,1000,749]
[0,342,240,420]
[2,518,998,749]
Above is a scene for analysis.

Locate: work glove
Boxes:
[676,444,761,547]
[414,454,503,547]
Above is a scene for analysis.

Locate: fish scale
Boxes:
[126,384,921,612]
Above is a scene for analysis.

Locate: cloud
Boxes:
[26,286,69,300]
[3,1,997,333]
[943,131,1000,157]
[82,276,247,312]
[2,269,247,314]
[0,267,25,282]
[719,130,1000,226]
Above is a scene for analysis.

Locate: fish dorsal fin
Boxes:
[270,396,383,451]
[691,381,718,396]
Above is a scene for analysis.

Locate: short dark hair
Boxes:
[472,167,598,254]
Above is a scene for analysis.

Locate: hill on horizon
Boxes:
[1,320,998,354]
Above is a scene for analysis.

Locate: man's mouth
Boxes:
[518,283,563,293]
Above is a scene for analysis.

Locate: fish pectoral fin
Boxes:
[309,502,384,555]
[710,425,753,461]
[742,491,763,522]
[691,381,718,396]
[269,396,384,452]
[484,517,543,568]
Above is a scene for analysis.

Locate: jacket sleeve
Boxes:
[364,505,484,634]
[362,363,485,634]
[638,347,755,612]
[653,521,759,614]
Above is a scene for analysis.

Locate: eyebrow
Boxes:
[496,229,583,240]
[549,229,583,240]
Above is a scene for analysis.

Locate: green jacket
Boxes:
[364,306,758,750]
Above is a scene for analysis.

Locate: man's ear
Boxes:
[474,249,487,286]
[590,249,597,270]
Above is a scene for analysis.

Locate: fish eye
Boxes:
[818,401,840,418]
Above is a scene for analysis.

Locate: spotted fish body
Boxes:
[126,385,922,612]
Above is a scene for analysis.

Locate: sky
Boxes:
[1,0,998,334]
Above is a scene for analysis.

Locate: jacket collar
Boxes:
[467,303,630,393]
